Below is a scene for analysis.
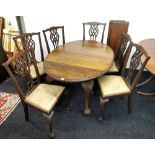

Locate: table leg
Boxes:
[81,80,94,115]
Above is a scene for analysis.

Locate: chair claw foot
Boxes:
[97,116,103,122]
[84,108,91,116]
[49,132,55,138]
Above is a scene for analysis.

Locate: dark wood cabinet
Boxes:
[0,17,4,44]
[107,20,129,60]
[0,17,8,83]
[0,43,8,83]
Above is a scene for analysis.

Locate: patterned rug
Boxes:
[0,92,20,125]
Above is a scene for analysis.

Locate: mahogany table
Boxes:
[44,40,114,115]
[137,38,155,95]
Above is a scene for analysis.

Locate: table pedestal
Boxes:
[81,80,94,115]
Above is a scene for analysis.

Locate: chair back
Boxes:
[121,42,150,92]
[42,26,65,53]
[3,51,40,97]
[13,32,44,62]
[115,33,132,71]
[83,22,106,43]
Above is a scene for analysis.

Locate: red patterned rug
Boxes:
[0,92,20,125]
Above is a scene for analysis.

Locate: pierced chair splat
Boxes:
[13,32,46,80]
[83,22,106,43]
[107,33,132,74]
[42,26,65,53]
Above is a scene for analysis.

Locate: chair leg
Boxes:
[43,111,55,138]
[63,89,70,110]
[22,103,29,121]
[120,96,124,100]
[128,94,133,114]
[98,96,106,122]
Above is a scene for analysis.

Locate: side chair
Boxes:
[13,32,46,81]
[42,26,65,53]
[97,42,150,121]
[83,22,106,43]
[107,33,132,74]
[42,26,70,105]
[3,51,65,138]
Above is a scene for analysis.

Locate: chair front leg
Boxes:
[43,111,55,138]
[62,89,70,110]
[22,103,29,121]
[128,93,133,114]
[98,96,106,122]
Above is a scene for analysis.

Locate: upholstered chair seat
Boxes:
[30,62,45,79]
[108,63,118,73]
[25,84,65,113]
[98,75,131,98]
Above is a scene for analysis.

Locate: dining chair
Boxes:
[98,42,150,121]
[107,33,132,74]
[83,22,106,43]
[42,26,65,53]
[42,26,70,102]
[3,51,65,138]
[13,32,46,81]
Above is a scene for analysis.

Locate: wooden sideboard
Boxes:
[107,20,129,60]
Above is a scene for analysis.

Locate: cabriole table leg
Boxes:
[81,80,94,116]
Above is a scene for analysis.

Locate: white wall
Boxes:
[21,0,155,58]
[3,0,155,59]
[23,0,155,41]
[2,16,18,29]
[3,0,155,42]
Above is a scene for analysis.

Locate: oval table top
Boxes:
[139,39,155,75]
[44,40,114,82]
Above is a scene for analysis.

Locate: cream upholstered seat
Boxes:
[98,75,131,98]
[25,84,65,113]
[30,62,45,79]
[108,63,118,73]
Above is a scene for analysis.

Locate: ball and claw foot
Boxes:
[84,108,91,115]
[49,132,55,139]
[97,116,103,122]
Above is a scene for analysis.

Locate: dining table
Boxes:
[137,38,155,96]
[44,40,114,115]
